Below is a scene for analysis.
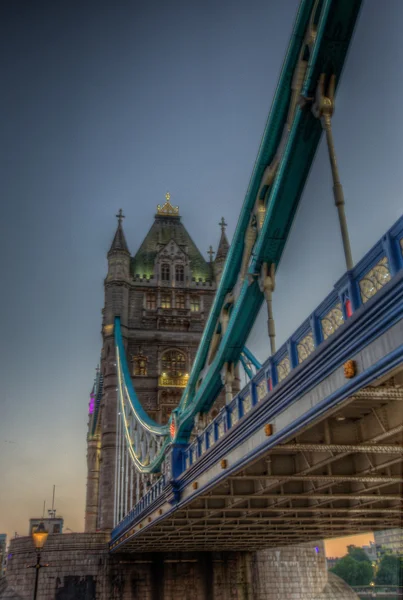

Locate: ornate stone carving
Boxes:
[359,257,391,303]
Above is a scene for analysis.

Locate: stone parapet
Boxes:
[4,533,109,600]
[1,535,358,600]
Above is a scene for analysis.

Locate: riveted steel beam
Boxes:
[227,475,403,483]
[273,444,403,454]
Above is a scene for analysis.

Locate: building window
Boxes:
[175,264,184,282]
[161,350,186,378]
[161,293,171,309]
[176,294,185,309]
[146,293,156,310]
[161,263,170,281]
[190,296,200,312]
[132,351,148,376]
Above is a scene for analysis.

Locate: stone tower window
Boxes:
[161,350,186,378]
[176,294,185,309]
[190,296,200,312]
[175,264,184,282]
[146,293,156,310]
[132,351,148,376]
[161,293,171,309]
[161,263,170,281]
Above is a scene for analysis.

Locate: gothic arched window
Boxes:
[175,265,184,282]
[161,349,186,378]
[161,264,170,281]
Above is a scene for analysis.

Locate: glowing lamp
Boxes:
[169,419,176,440]
[32,522,48,550]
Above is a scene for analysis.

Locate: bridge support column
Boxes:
[248,543,359,599]
[221,362,235,404]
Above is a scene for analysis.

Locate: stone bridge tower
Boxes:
[85,196,230,532]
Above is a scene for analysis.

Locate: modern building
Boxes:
[84,197,232,532]
[374,529,403,555]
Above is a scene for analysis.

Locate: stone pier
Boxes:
[0,534,358,600]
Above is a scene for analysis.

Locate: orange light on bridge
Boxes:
[169,420,176,439]
[344,360,356,378]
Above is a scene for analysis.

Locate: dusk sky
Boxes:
[0,0,402,557]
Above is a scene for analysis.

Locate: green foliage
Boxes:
[375,554,403,586]
[331,553,374,586]
[347,545,372,563]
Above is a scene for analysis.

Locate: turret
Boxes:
[107,209,131,280]
[214,217,230,284]
[98,211,132,531]
[104,209,131,329]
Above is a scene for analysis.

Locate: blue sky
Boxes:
[0,0,402,543]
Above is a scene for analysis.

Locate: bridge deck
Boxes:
[113,372,403,551]
[110,213,403,552]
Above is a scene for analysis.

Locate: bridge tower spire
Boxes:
[214,216,230,284]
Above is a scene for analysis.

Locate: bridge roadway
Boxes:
[110,216,403,553]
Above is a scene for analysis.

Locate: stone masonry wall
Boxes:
[1,535,359,600]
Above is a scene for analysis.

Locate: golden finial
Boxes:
[156,191,179,216]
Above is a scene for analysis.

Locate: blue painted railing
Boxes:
[183,215,403,469]
[113,475,166,539]
[112,214,403,540]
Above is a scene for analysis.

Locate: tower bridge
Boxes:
[80,0,403,559]
[3,0,403,598]
[79,0,403,596]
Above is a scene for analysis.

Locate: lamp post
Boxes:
[31,522,48,600]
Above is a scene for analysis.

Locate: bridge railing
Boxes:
[183,215,403,471]
[352,586,403,597]
[113,475,166,539]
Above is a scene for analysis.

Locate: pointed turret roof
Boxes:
[215,217,229,262]
[131,195,212,280]
[108,209,130,255]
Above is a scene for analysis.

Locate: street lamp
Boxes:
[31,522,48,600]
[370,581,376,598]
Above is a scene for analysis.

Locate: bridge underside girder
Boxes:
[118,377,403,552]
